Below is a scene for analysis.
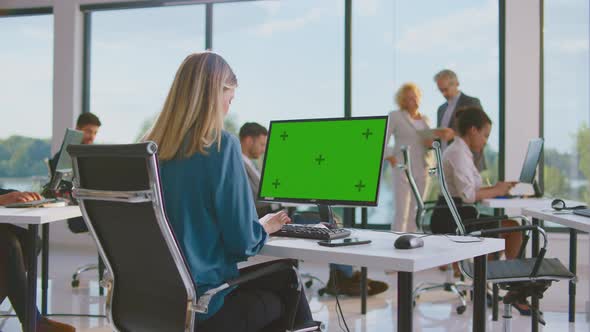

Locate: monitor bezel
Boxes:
[257,116,389,207]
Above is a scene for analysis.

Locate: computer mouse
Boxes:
[394,234,424,249]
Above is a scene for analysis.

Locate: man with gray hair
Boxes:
[434,69,486,171]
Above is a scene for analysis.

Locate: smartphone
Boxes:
[317,238,372,247]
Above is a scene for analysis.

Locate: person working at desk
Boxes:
[0,189,76,332]
[144,52,318,331]
[431,107,531,314]
[49,113,101,233]
[431,107,521,257]
[239,122,389,297]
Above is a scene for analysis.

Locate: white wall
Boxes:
[504,0,542,181]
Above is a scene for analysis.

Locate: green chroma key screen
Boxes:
[258,116,388,206]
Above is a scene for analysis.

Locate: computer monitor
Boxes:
[258,116,388,211]
[54,128,84,177]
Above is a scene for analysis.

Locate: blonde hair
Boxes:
[395,83,422,110]
[144,52,237,160]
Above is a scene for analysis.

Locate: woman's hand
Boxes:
[0,191,42,206]
[260,210,291,234]
[385,156,397,168]
[494,181,517,196]
[434,128,455,142]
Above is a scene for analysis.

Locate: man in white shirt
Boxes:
[239,122,281,217]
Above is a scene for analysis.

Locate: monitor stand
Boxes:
[318,204,335,225]
[532,179,543,198]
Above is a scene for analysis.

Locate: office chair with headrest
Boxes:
[68,142,323,332]
[398,145,470,314]
[430,141,575,330]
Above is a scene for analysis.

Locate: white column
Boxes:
[51,0,84,154]
[504,0,541,181]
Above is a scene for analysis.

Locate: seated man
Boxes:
[0,188,76,332]
[239,122,388,297]
[49,112,101,233]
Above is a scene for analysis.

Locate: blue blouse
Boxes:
[159,131,267,320]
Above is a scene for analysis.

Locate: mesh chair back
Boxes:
[68,142,196,332]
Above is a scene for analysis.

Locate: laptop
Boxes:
[499,138,544,198]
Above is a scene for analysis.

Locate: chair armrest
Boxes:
[192,260,297,314]
[462,215,509,227]
[469,224,540,238]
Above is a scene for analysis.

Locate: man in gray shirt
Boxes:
[434,69,486,171]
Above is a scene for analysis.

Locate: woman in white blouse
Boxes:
[384,83,452,232]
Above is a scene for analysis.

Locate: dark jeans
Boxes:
[430,196,494,234]
[0,224,42,324]
[196,260,313,332]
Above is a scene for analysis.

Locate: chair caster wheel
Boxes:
[456,305,466,315]
[305,280,313,288]
[318,288,326,296]
[71,279,80,288]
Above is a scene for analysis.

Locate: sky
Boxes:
[0,0,587,223]
[0,0,588,153]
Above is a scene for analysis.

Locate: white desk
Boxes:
[0,206,82,332]
[523,207,590,322]
[260,229,504,332]
[481,197,583,210]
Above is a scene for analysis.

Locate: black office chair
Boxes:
[430,141,575,330]
[68,142,323,332]
[398,145,470,314]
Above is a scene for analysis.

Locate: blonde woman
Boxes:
[385,83,451,232]
[144,52,317,331]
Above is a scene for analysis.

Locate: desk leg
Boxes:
[397,272,413,332]
[360,267,367,315]
[569,228,577,322]
[26,224,39,332]
[473,255,487,332]
[530,218,540,332]
[41,223,49,316]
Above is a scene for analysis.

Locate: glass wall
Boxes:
[213,0,344,136]
[0,14,53,191]
[353,0,500,225]
[543,0,589,204]
[90,5,205,144]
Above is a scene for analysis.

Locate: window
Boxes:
[213,0,344,135]
[0,14,53,191]
[90,5,206,144]
[352,0,500,225]
[543,0,590,204]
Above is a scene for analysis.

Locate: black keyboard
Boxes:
[272,224,351,240]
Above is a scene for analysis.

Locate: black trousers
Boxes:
[196,260,313,332]
[0,224,42,324]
